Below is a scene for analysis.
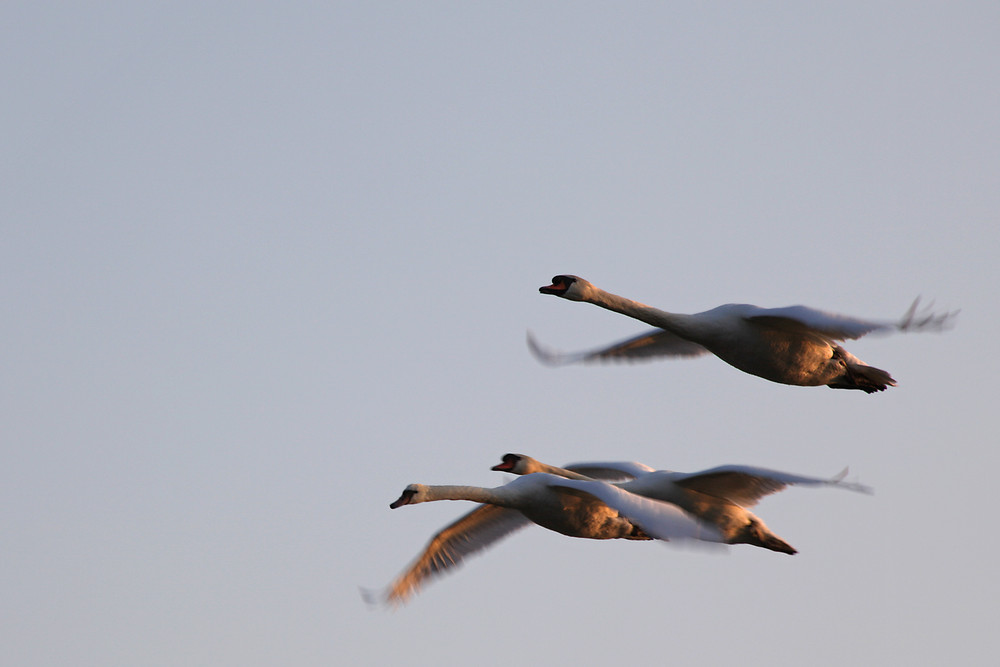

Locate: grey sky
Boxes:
[2,3,998,666]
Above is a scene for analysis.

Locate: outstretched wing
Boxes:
[671,465,873,507]
[366,505,531,606]
[563,460,657,481]
[527,330,709,366]
[745,307,891,341]
[744,298,956,341]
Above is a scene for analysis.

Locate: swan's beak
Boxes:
[539,281,563,295]
[389,489,416,509]
[540,275,573,296]
[491,453,521,472]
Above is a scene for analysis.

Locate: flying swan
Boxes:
[492,453,871,554]
[366,472,722,606]
[530,274,956,392]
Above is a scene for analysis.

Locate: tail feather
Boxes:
[828,346,897,393]
[844,363,896,393]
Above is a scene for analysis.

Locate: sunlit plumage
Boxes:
[531,274,956,392]
[367,472,721,606]
[493,454,871,556]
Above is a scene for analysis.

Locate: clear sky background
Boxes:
[3,3,998,666]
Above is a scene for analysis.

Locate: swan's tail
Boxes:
[828,347,897,393]
[835,363,896,393]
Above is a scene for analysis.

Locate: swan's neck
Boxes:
[587,288,695,336]
[421,485,507,505]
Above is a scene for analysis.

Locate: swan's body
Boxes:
[370,472,721,605]
[532,275,956,392]
[492,454,872,554]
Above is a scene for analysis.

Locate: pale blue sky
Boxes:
[2,3,998,666]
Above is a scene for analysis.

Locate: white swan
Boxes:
[531,274,956,392]
[367,472,721,606]
[492,453,872,554]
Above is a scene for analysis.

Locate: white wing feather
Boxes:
[542,476,725,544]
[667,465,873,507]
[563,460,657,481]
[741,298,956,341]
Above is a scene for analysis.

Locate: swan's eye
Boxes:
[552,275,575,289]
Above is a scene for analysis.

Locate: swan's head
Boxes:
[539,275,592,301]
[491,453,543,475]
[389,483,430,508]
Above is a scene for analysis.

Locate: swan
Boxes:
[367,472,722,606]
[531,274,956,392]
[492,453,872,554]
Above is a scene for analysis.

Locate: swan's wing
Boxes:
[894,298,959,332]
[672,465,873,507]
[527,330,709,366]
[563,460,657,481]
[744,298,956,341]
[543,476,724,544]
[367,504,532,607]
[743,306,892,341]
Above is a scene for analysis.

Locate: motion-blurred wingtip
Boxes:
[526,330,572,366]
[897,296,959,333]
[360,586,405,610]
[831,468,874,495]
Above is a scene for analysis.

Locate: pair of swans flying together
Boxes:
[529,274,956,392]
[368,454,871,606]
